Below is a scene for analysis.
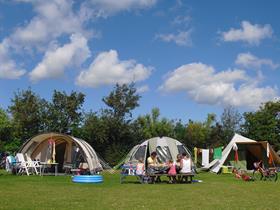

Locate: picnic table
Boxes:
[120,164,195,184]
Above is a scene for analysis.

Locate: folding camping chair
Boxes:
[15,153,38,176]
[25,154,41,175]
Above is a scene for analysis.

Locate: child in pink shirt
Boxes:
[167,160,177,183]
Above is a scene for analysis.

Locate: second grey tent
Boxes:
[118,136,192,169]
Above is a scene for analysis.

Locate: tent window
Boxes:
[156,146,172,163]
[132,145,146,161]
[177,145,187,155]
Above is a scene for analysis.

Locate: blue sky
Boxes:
[0,0,280,122]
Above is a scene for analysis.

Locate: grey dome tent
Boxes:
[18,132,103,174]
[116,136,192,169]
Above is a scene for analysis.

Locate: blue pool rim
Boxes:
[72,175,103,183]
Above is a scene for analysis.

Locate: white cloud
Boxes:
[0,39,26,79]
[156,30,192,46]
[137,85,149,93]
[88,0,157,15]
[235,52,278,70]
[29,34,90,82]
[160,62,278,109]
[221,21,273,45]
[76,50,152,87]
[1,0,91,80]
[10,0,90,51]
[172,15,191,26]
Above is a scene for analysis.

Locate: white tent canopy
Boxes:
[210,134,255,173]
[209,133,280,173]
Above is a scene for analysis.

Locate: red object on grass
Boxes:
[234,150,239,162]
[269,153,273,165]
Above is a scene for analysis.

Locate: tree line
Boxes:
[1,83,280,165]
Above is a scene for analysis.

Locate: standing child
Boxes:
[167,160,177,183]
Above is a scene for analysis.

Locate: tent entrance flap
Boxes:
[55,142,66,172]
[246,149,259,170]
[156,146,172,163]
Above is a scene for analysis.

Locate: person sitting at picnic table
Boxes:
[175,154,182,173]
[180,152,192,183]
[167,159,177,183]
[175,154,182,182]
[147,151,164,182]
[136,159,145,176]
[147,151,159,168]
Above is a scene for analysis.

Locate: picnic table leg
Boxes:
[150,176,155,184]
[177,175,182,183]
[137,175,143,183]
[54,165,58,176]
[155,175,161,183]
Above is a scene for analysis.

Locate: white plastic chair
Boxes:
[16,153,31,176]
[25,154,41,175]
[16,153,39,176]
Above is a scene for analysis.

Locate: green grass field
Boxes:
[0,170,279,210]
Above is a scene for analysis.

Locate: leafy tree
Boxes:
[9,89,46,142]
[242,101,280,149]
[172,120,187,141]
[220,106,242,143]
[185,120,206,147]
[82,111,110,157]
[0,108,15,152]
[47,90,85,133]
[102,83,140,122]
[208,122,224,147]
[185,114,217,148]
[134,108,175,139]
[83,83,140,165]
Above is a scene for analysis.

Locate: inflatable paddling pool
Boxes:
[192,180,203,183]
[72,175,103,183]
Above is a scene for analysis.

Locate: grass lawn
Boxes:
[0,170,279,210]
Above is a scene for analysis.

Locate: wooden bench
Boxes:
[147,173,195,184]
